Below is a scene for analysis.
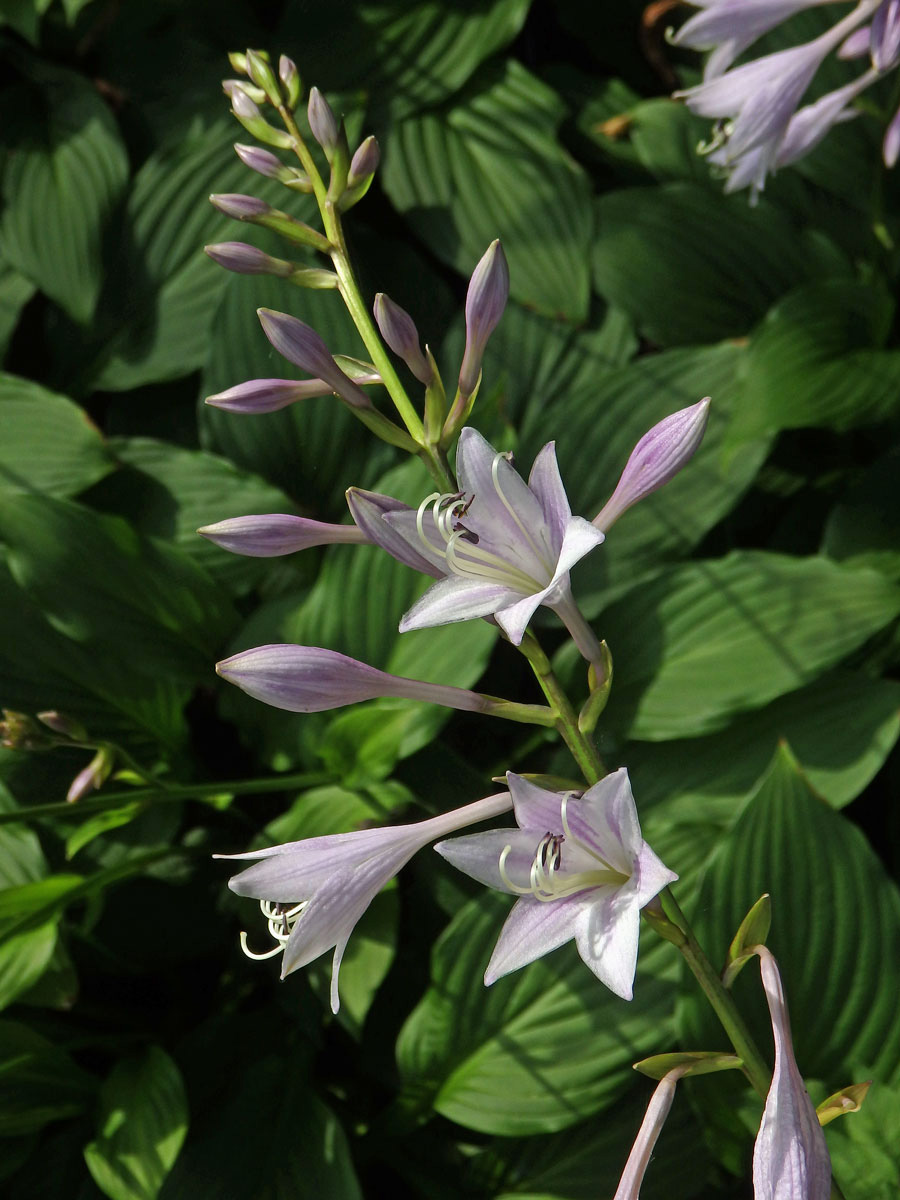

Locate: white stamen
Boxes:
[239,899,308,961]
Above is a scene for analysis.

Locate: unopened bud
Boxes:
[204,242,294,277]
[246,48,281,107]
[198,514,369,557]
[0,710,50,750]
[67,746,114,803]
[229,84,292,149]
[458,239,509,399]
[228,51,250,75]
[374,293,432,385]
[307,87,339,157]
[36,711,88,740]
[235,143,291,181]
[593,397,711,531]
[223,78,267,106]
[340,135,381,211]
[210,192,269,219]
[279,55,301,109]
[257,308,370,407]
[209,193,331,252]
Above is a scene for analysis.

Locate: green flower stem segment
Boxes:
[518,630,606,785]
[0,771,333,825]
[276,103,454,491]
[659,887,772,1099]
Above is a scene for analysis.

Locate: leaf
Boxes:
[0,493,235,684]
[731,281,900,440]
[0,875,82,1011]
[823,448,900,584]
[0,1019,95,1136]
[626,670,900,816]
[0,62,128,324]
[0,373,113,498]
[382,59,593,320]
[0,265,35,360]
[397,892,675,1135]
[600,551,900,739]
[592,181,842,346]
[94,123,291,391]
[88,437,300,594]
[522,342,768,613]
[160,1053,362,1200]
[278,0,531,120]
[84,1046,188,1200]
[679,746,900,1090]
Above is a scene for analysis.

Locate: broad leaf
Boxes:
[382,60,593,320]
[0,1020,95,1136]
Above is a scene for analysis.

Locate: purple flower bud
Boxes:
[307,87,339,154]
[838,24,872,59]
[223,79,267,105]
[246,48,281,106]
[885,102,900,166]
[234,144,287,179]
[205,378,336,413]
[459,240,509,399]
[198,514,369,557]
[228,83,292,149]
[279,55,301,109]
[347,135,380,186]
[374,293,432,385]
[257,309,370,408]
[872,0,900,70]
[216,645,490,714]
[593,398,711,532]
[204,242,293,277]
[66,747,113,804]
[37,710,88,740]
[210,193,271,220]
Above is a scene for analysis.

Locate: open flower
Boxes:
[349,427,605,645]
[753,947,832,1200]
[217,791,513,1012]
[435,769,676,998]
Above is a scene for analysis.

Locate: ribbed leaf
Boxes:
[397,892,674,1135]
[382,60,593,320]
[731,281,900,439]
[0,1020,95,1136]
[0,63,128,324]
[524,343,768,614]
[278,0,531,120]
[0,373,113,498]
[823,449,900,583]
[679,746,900,1086]
[593,182,839,346]
[0,266,35,360]
[84,1047,188,1200]
[627,670,900,815]
[601,552,900,739]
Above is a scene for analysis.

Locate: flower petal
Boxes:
[573,768,643,871]
[508,772,568,834]
[484,894,591,984]
[527,440,571,549]
[398,575,521,632]
[346,488,444,577]
[634,842,679,908]
[493,590,546,644]
[434,827,535,893]
[573,880,642,999]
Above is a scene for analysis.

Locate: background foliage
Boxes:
[1,0,900,1196]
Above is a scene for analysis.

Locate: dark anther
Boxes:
[453,521,480,544]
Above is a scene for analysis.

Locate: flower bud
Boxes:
[374,293,432,385]
[593,397,711,531]
[199,515,369,557]
[227,51,250,75]
[257,309,370,407]
[209,193,331,252]
[228,84,292,149]
[206,378,336,413]
[885,102,900,167]
[279,55,301,109]
[246,48,281,107]
[234,143,296,183]
[67,746,114,803]
[0,710,51,750]
[838,25,871,59]
[36,711,88,740]
[458,240,509,399]
[217,645,491,714]
[872,0,900,71]
[210,193,269,219]
[223,78,268,106]
[205,241,297,277]
[307,87,339,157]
[347,135,380,187]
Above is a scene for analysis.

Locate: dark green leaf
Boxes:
[0,1019,95,1136]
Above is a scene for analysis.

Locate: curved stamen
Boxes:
[240,899,308,961]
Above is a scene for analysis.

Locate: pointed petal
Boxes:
[456,428,549,561]
[573,769,643,870]
[346,488,444,577]
[434,828,536,892]
[527,441,571,548]
[634,842,678,908]
[381,503,451,574]
[573,883,642,999]
[508,773,567,834]
[551,517,605,581]
[399,575,520,632]
[484,894,589,984]
[493,590,545,644]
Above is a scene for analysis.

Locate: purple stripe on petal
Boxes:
[205,378,333,412]
[198,514,368,557]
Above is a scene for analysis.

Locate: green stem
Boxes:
[517,630,606,784]
[0,770,333,825]
[660,888,770,1098]
[277,105,454,492]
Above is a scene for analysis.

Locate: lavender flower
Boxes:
[205,374,379,414]
[218,791,513,1012]
[435,770,676,997]
[355,427,605,646]
[752,948,832,1200]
